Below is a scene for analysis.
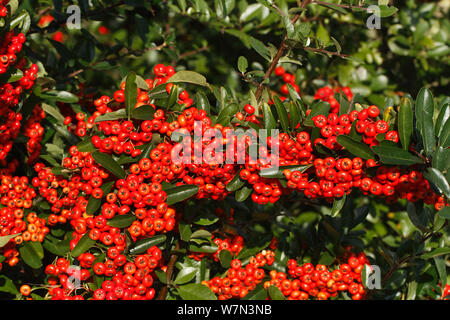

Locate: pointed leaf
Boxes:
[337,135,375,160]
[165,185,199,205]
[91,151,126,179]
[398,98,413,150]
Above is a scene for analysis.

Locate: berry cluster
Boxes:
[0,29,39,161]
[0,175,49,267]
[203,250,275,300]
[267,252,369,300]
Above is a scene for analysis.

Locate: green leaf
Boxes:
[238,56,248,73]
[39,90,79,103]
[289,102,301,130]
[415,87,436,156]
[94,109,127,122]
[18,242,43,269]
[177,283,217,300]
[194,92,211,115]
[91,151,126,179]
[168,70,209,87]
[259,164,311,179]
[330,193,346,217]
[5,68,23,83]
[235,186,252,202]
[423,168,450,199]
[268,285,285,300]
[337,135,376,160]
[439,117,450,148]
[249,37,270,61]
[0,275,18,294]
[42,239,70,256]
[435,101,449,137]
[192,212,219,226]
[121,73,149,90]
[125,71,138,118]
[179,222,192,242]
[376,5,398,18]
[0,234,19,248]
[262,103,276,131]
[85,181,114,215]
[304,101,330,127]
[174,267,198,285]
[273,96,290,133]
[129,235,167,254]
[107,214,137,228]
[131,105,156,120]
[371,144,424,165]
[432,146,450,172]
[71,232,96,257]
[76,138,96,152]
[188,243,219,253]
[41,103,65,122]
[433,256,447,289]
[165,185,199,205]
[438,206,450,220]
[242,284,268,300]
[398,98,413,150]
[226,171,245,192]
[420,247,450,260]
[219,249,232,268]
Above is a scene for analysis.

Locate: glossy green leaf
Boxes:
[107,214,137,228]
[226,170,245,192]
[423,168,450,199]
[85,181,114,215]
[398,97,413,150]
[94,109,127,122]
[168,70,209,87]
[438,206,450,220]
[242,284,268,300]
[273,96,290,133]
[129,235,167,254]
[71,233,96,257]
[91,151,126,179]
[259,164,311,178]
[194,92,211,114]
[165,185,199,205]
[125,71,138,118]
[177,283,217,300]
[219,249,232,269]
[337,135,375,160]
[439,117,450,148]
[174,267,198,285]
[330,193,346,217]
[304,101,330,127]
[268,285,285,300]
[371,144,424,165]
[0,234,19,248]
[415,87,436,156]
[131,105,156,120]
[235,186,252,202]
[262,103,276,131]
[421,247,450,260]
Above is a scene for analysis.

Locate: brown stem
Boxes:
[157,241,180,300]
[311,0,369,10]
[303,46,349,58]
[254,0,310,101]
[177,46,210,61]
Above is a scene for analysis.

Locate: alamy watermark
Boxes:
[366,5,381,30]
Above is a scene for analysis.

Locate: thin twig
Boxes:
[157,241,180,300]
[254,0,310,100]
[311,0,369,10]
